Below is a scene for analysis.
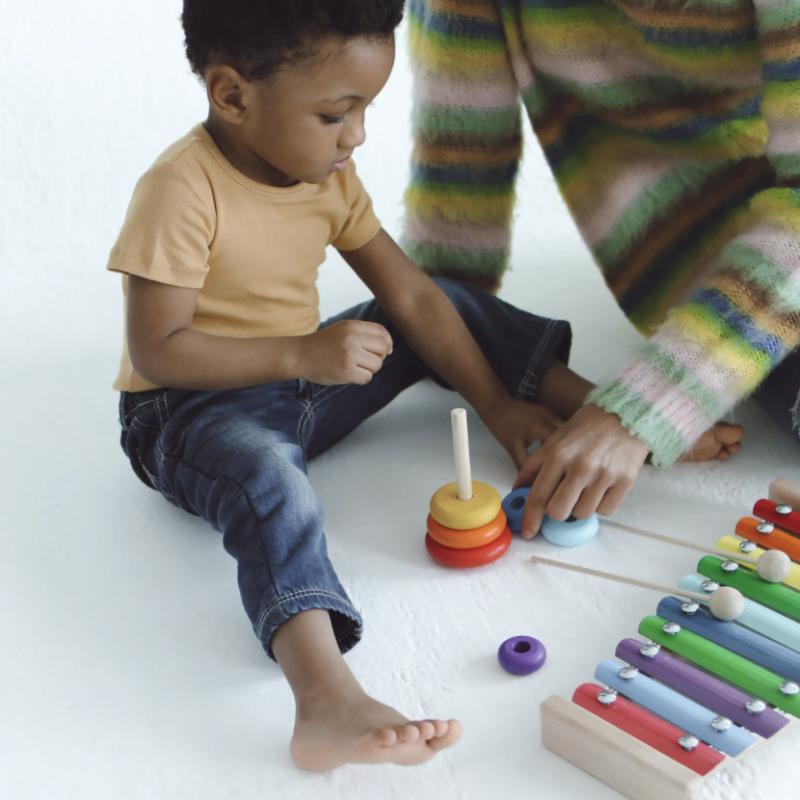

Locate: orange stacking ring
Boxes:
[427,510,507,550]
[425,526,512,568]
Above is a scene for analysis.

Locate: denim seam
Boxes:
[297,399,315,449]
[154,393,164,429]
[518,319,555,400]
[130,418,160,433]
[135,447,174,498]
[256,588,361,641]
[118,393,127,430]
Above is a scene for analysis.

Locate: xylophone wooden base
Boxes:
[541,694,799,800]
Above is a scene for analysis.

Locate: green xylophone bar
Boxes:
[697,556,800,621]
[639,615,800,717]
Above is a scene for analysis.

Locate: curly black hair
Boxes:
[182,0,405,81]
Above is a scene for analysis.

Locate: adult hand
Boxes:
[481,396,565,469]
[514,404,650,538]
[296,320,393,385]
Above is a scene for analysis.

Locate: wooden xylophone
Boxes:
[540,479,800,800]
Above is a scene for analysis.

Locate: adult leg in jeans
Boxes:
[752,346,800,444]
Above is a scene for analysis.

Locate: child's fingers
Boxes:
[513,450,544,490]
[508,440,531,471]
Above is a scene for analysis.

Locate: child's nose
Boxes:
[341,117,366,149]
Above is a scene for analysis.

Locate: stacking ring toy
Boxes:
[429,480,502,530]
[427,510,507,550]
[425,526,512,568]
[498,635,547,675]
[501,487,529,533]
[541,514,600,547]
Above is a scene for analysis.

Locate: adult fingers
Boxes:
[521,462,565,539]
[596,477,636,517]
[571,477,613,519]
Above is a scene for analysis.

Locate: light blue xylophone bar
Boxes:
[679,574,800,654]
[595,659,758,757]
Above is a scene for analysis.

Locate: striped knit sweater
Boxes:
[403,0,800,467]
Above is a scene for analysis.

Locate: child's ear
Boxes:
[206,65,249,124]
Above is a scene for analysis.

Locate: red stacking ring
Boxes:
[425,526,512,568]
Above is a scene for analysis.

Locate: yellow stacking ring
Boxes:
[427,509,507,550]
[429,481,502,530]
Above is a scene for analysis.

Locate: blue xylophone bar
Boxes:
[595,659,758,757]
[678,573,800,654]
[657,596,800,683]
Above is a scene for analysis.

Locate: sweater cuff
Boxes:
[586,379,695,469]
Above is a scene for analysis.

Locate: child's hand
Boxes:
[481,397,565,470]
[298,320,393,385]
[513,404,649,539]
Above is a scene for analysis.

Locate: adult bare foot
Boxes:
[290,688,461,771]
[680,422,744,462]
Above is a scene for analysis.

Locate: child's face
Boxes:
[223,35,395,187]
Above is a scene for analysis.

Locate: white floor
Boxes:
[4,7,800,796]
[4,240,800,800]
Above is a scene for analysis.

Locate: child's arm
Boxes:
[126,276,392,391]
[340,229,564,467]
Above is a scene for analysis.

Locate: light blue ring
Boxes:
[541,514,599,547]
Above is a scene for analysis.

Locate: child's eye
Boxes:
[320,115,345,124]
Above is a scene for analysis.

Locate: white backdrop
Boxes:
[3,4,800,800]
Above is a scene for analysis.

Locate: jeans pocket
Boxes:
[120,390,173,494]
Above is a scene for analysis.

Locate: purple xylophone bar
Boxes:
[616,638,789,739]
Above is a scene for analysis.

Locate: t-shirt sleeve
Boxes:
[331,160,382,252]
[107,157,215,288]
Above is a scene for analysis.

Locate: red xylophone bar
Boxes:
[754,499,800,536]
[572,683,725,776]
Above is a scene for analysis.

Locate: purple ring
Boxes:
[497,635,547,675]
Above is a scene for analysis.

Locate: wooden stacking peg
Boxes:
[429,409,502,530]
[426,408,508,567]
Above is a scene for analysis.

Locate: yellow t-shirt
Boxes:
[108,124,382,392]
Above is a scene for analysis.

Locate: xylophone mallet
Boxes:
[769,477,800,509]
[529,554,746,621]
[603,518,792,583]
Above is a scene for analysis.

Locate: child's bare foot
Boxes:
[290,688,461,771]
[680,422,744,462]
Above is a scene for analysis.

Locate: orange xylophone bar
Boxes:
[735,516,800,563]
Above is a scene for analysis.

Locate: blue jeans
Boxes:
[117,279,571,660]
[753,345,800,440]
